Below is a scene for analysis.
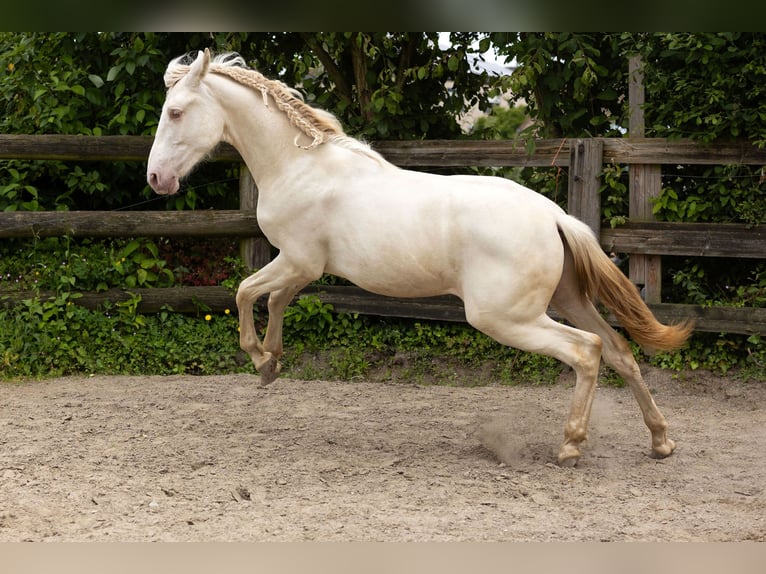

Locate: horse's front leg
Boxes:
[235,256,313,385]
[259,285,307,383]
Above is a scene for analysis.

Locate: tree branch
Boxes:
[350,33,373,121]
[395,34,418,93]
[298,33,353,106]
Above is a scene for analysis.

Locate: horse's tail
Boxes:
[556,214,693,352]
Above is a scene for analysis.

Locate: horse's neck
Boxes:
[216,78,307,187]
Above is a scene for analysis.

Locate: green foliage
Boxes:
[111,238,175,289]
[3,283,765,381]
[651,165,766,225]
[625,33,766,145]
[0,285,563,383]
[615,34,766,227]
[599,163,629,228]
[625,34,766,313]
[1,33,162,211]
[326,347,371,381]
[494,32,627,139]
[650,331,765,376]
[283,295,343,349]
[0,237,176,293]
[499,32,766,146]
[0,295,247,378]
[281,299,562,385]
[667,259,766,308]
[230,32,502,140]
[471,104,528,140]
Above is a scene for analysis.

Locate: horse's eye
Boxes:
[169,109,183,120]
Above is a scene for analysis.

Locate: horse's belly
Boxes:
[324,245,459,299]
[351,277,455,299]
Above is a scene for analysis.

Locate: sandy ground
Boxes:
[0,365,764,542]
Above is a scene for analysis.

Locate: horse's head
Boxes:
[147,49,224,195]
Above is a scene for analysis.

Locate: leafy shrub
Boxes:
[0,237,177,292]
[0,293,247,378]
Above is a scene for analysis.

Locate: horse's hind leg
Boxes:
[466,303,603,467]
[551,257,676,459]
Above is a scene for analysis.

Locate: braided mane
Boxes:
[164,52,384,161]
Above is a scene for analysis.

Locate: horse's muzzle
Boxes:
[147,171,180,195]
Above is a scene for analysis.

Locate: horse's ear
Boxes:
[187,49,211,86]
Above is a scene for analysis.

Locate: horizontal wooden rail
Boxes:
[0,210,261,239]
[0,134,563,166]
[3,134,766,166]
[0,134,239,163]
[4,213,762,262]
[372,139,570,167]
[2,285,765,335]
[600,222,766,259]
[0,286,234,314]
[601,138,766,165]
[637,302,766,335]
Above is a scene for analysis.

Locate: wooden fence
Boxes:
[1,134,765,335]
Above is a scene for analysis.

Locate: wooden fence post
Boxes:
[568,138,603,238]
[628,55,662,303]
[239,165,272,271]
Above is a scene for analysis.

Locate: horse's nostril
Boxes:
[148,172,161,190]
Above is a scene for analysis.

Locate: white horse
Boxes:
[147,49,692,466]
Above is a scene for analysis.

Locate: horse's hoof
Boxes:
[557,443,581,468]
[256,353,281,386]
[650,437,676,459]
[259,368,281,386]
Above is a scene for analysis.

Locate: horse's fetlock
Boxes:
[565,423,588,445]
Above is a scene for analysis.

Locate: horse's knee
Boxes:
[235,282,253,311]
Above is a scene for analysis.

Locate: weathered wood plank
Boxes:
[0,286,236,314]
[0,134,241,162]
[3,134,766,167]
[0,135,573,168]
[373,139,570,167]
[2,284,764,334]
[601,222,766,258]
[628,164,663,301]
[239,166,272,269]
[0,135,568,167]
[624,303,766,336]
[0,134,565,166]
[0,134,152,161]
[627,55,662,304]
[628,56,645,137]
[601,138,766,165]
[568,138,603,236]
[0,210,262,238]
[302,285,467,322]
